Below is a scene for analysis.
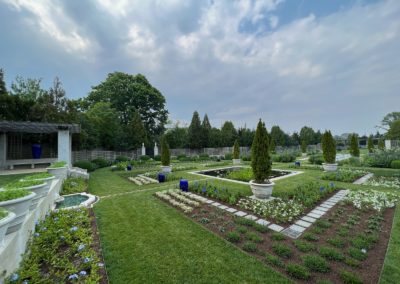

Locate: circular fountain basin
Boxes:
[55,193,98,209]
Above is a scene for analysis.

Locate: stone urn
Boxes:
[249,180,275,199]
[161,165,172,173]
[322,163,338,172]
[232,159,241,165]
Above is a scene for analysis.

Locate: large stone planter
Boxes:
[47,166,68,180]
[161,165,172,173]
[0,211,16,246]
[20,183,47,211]
[322,163,338,172]
[249,180,275,199]
[22,176,55,195]
[0,192,36,234]
[232,159,241,165]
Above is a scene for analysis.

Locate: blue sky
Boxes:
[0,0,399,135]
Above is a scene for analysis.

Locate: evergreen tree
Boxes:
[220,121,237,147]
[378,138,385,150]
[349,134,360,157]
[270,125,285,146]
[201,114,211,148]
[0,69,7,95]
[301,140,307,153]
[251,120,271,183]
[270,139,276,153]
[188,111,202,149]
[367,136,374,153]
[233,139,240,159]
[128,110,147,149]
[322,130,336,163]
[161,135,170,166]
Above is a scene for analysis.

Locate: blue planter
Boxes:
[180,179,189,192]
[127,165,132,171]
[158,173,166,183]
[294,161,301,167]
[32,144,42,159]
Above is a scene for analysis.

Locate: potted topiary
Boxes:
[0,208,16,244]
[160,136,172,173]
[0,189,36,234]
[5,180,47,211]
[21,172,56,194]
[301,140,307,157]
[249,119,274,199]
[46,161,68,180]
[322,130,337,171]
[232,139,241,165]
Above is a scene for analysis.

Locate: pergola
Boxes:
[0,121,80,170]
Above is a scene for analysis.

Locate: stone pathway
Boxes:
[187,189,349,238]
[353,173,374,185]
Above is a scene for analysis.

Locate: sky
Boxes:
[0,0,399,135]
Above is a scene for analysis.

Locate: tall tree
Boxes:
[349,134,360,157]
[367,135,374,153]
[187,111,202,149]
[165,123,188,148]
[209,127,222,147]
[378,138,385,150]
[300,126,316,145]
[237,126,254,147]
[10,76,46,101]
[381,112,400,129]
[291,132,300,146]
[270,126,286,146]
[87,72,168,137]
[220,121,237,147]
[127,110,148,149]
[201,114,212,148]
[387,120,400,140]
[322,130,336,163]
[0,69,7,95]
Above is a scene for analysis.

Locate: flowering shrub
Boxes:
[344,190,399,211]
[237,197,304,223]
[155,191,193,212]
[364,176,400,189]
[6,209,101,283]
[321,168,368,183]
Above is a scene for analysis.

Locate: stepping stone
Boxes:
[315,206,328,212]
[256,219,270,226]
[234,211,247,217]
[226,208,237,213]
[295,220,312,228]
[324,201,336,206]
[281,228,302,239]
[289,224,307,232]
[301,216,317,223]
[244,215,258,221]
[320,204,333,209]
[218,205,228,210]
[307,213,321,219]
[211,202,221,207]
[310,209,325,216]
[268,224,284,232]
[205,200,214,204]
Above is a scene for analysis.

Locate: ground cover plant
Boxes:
[62,177,88,195]
[364,176,400,189]
[321,168,368,183]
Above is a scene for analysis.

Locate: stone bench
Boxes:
[6,158,57,170]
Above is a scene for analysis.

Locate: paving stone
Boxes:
[281,228,302,239]
[234,211,247,217]
[245,215,258,221]
[226,208,237,213]
[310,210,325,216]
[307,213,321,219]
[211,202,221,207]
[315,206,328,212]
[218,205,228,209]
[320,204,333,209]
[268,224,284,232]
[256,219,270,226]
[289,224,307,232]
[301,216,317,223]
[295,220,312,228]
[324,201,336,206]
[205,200,214,204]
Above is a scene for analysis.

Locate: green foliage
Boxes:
[226,168,253,182]
[301,140,307,153]
[22,172,53,180]
[294,240,315,252]
[221,121,237,147]
[251,119,271,183]
[0,189,31,202]
[340,270,363,284]
[62,178,87,195]
[327,237,346,248]
[300,126,317,146]
[73,160,98,172]
[286,263,311,280]
[226,231,240,243]
[242,241,257,252]
[302,254,330,273]
[265,253,285,268]
[49,161,67,168]
[378,138,385,150]
[364,149,400,168]
[91,158,109,168]
[161,136,170,166]
[391,160,400,169]
[237,226,248,234]
[321,168,367,183]
[367,136,374,153]
[0,208,8,220]
[272,150,299,163]
[271,232,286,241]
[302,232,319,242]
[201,114,212,148]
[322,130,336,163]
[127,110,148,149]
[190,181,247,205]
[140,155,151,161]
[272,243,292,258]
[116,155,130,162]
[308,153,324,165]
[245,232,263,243]
[349,134,360,157]
[233,139,240,159]
[234,217,255,227]
[315,219,332,229]
[387,120,400,140]
[188,111,202,149]
[348,247,368,261]
[4,179,44,189]
[344,258,360,268]
[319,246,344,261]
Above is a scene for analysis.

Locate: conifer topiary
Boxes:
[233,139,240,159]
[161,136,170,166]
[301,140,307,153]
[367,136,374,153]
[349,134,360,157]
[251,119,271,183]
[321,130,336,164]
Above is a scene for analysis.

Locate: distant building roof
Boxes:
[0,121,80,134]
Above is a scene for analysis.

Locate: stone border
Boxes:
[353,173,374,185]
[58,193,97,210]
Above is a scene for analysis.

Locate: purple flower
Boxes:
[319,186,325,192]
[83,257,92,263]
[34,233,40,237]
[79,271,87,276]
[329,182,335,188]
[78,244,86,252]
[70,226,78,232]
[201,187,207,193]
[68,274,79,280]
[53,217,59,221]
[10,273,19,281]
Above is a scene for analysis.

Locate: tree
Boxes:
[291,132,300,146]
[251,120,271,183]
[349,134,360,157]
[165,123,188,149]
[238,126,254,147]
[127,110,147,149]
[209,127,222,147]
[270,139,276,153]
[0,69,7,95]
[201,114,211,148]
[270,126,285,146]
[367,136,374,153]
[381,112,400,129]
[160,135,170,166]
[187,111,202,149]
[300,126,316,145]
[87,72,168,137]
[301,140,307,153]
[10,76,46,101]
[321,130,336,164]
[378,138,385,150]
[387,120,400,140]
[220,121,237,147]
[233,139,240,159]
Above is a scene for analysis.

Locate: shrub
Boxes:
[348,247,367,261]
[242,241,257,252]
[226,231,240,243]
[245,232,263,243]
[233,140,240,159]
[153,155,161,161]
[140,155,150,161]
[294,240,315,252]
[224,153,233,160]
[340,270,363,284]
[62,178,87,195]
[302,255,330,273]
[308,154,324,165]
[116,155,130,162]
[91,158,109,168]
[322,130,336,163]
[265,253,285,268]
[286,263,310,280]
[391,160,400,169]
[254,223,269,233]
[301,140,307,153]
[198,154,210,160]
[251,119,271,183]
[272,151,297,163]
[303,232,319,242]
[319,246,344,261]
[367,136,374,153]
[272,243,292,259]
[364,149,400,168]
[322,168,367,183]
[73,160,98,172]
[271,232,286,241]
[234,217,255,227]
[349,134,360,157]
[160,136,171,166]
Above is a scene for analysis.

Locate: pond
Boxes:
[56,194,90,209]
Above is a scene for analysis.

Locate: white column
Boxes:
[0,133,6,170]
[141,143,146,156]
[58,130,71,167]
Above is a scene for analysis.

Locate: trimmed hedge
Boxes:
[73,161,98,172]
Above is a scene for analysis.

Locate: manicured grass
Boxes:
[93,171,291,283]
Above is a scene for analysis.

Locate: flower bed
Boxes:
[155,191,195,213]
[6,209,102,283]
[321,168,368,183]
[344,190,399,211]
[62,177,88,195]
[364,176,400,189]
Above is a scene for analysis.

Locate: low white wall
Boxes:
[0,178,62,283]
